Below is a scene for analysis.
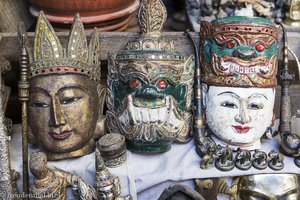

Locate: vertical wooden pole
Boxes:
[18,23,30,198]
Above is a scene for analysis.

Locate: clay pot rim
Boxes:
[54,15,132,32]
[55,23,128,32]
[29,0,136,14]
[30,0,139,24]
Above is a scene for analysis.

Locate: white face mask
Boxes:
[203,85,275,148]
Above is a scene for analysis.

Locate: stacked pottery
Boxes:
[29,0,140,31]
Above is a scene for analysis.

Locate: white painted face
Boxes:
[203,85,275,147]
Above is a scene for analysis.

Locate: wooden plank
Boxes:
[0,0,33,32]
[0,29,299,62]
[0,32,199,62]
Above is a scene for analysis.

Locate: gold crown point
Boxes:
[138,0,167,35]
[30,11,101,83]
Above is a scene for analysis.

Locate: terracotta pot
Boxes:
[54,15,131,32]
[29,0,135,16]
[30,0,139,24]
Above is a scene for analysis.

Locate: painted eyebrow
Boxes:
[57,84,88,94]
[31,87,51,97]
[248,93,268,100]
[217,91,241,99]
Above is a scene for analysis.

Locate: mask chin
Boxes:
[110,94,187,142]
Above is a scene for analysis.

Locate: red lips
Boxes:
[232,126,252,133]
[50,130,72,140]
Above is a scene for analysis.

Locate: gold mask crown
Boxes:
[116,0,184,62]
[29,11,101,82]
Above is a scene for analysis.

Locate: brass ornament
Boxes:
[252,149,268,170]
[95,149,131,200]
[275,21,300,160]
[27,12,106,160]
[0,56,13,199]
[237,174,300,199]
[96,133,127,168]
[29,151,97,200]
[107,0,194,153]
[235,148,252,171]
[214,145,234,171]
[195,178,238,200]
[268,150,284,171]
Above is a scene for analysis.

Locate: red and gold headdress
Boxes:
[200,17,280,88]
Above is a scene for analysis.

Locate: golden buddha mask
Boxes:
[28,12,106,160]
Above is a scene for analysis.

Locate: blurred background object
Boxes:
[0,0,33,32]
[285,0,300,27]
[28,0,140,32]
[185,0,288,31]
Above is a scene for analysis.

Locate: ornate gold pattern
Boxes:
[0,64,13,199]
[138,0,167,35]
[30,11,101,82]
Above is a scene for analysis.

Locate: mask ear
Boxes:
[94,85,107,140]
[94,116,106,140]
[97,84,107,114]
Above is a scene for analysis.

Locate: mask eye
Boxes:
[226,40,236,49]
[220,101,238,109]
[31,102,49,108]
[130,79,141,88]
[61,97,81,105]
[255,43,265,52]
[248,103,263,110]
[157,79,168,89]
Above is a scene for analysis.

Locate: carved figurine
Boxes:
[29,151,97,200]
[107,0,194,153]
[195,178,238,200]
[215,145,234,171]
[235,148,252,170]
[285,0,300,26]
[27,12,106,160]
[252,149,268,170]
[199,16,279,150]
[95,149,131,200]
[268,150,284,170]
[199,140,217,169]
[0,61,13,199]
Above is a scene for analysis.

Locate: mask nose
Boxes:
[232,46,257,61]
[48,97,66,127]
[135,87,164,100]
[234,101,251,124]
